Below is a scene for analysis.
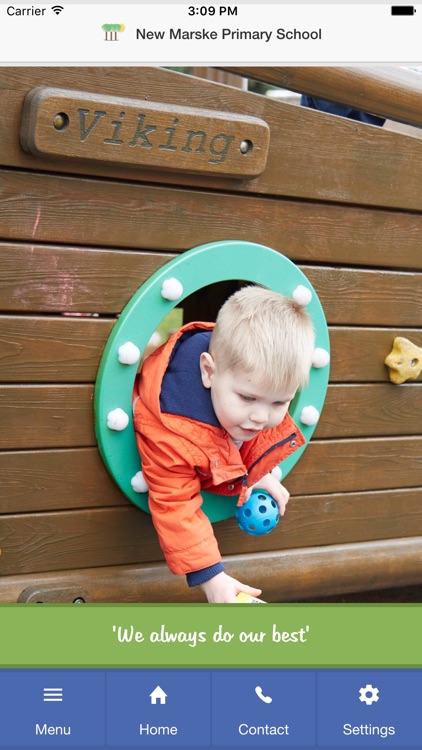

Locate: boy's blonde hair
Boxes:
[210,286,315,392]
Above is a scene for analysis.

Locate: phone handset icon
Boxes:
[255,686,273,704]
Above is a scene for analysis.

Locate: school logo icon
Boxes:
[102,24,125,41]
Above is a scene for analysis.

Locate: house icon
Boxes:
[149,685,167,705]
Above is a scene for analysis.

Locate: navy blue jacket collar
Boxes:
[160,329,220,427]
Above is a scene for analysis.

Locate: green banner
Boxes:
[1,604,421,668]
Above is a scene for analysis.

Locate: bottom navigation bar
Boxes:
[0,668,420,747]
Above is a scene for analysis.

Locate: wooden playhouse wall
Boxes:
[0,66,421,603]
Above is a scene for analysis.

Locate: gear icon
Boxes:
[359,684,379,705]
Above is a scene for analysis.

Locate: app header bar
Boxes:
[1,4,421,64]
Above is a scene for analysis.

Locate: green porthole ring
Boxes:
[94,240,330,522]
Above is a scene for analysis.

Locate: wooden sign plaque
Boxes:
[20,87,270,178]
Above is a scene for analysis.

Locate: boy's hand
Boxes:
[246,473,290,516]
[200,572,262,603]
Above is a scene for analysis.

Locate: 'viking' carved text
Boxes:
[77,108,235,164]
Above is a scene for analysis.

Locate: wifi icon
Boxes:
[51,5,64,14]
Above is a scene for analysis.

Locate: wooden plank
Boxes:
[287,437,422,495]
[2,537,422,602]
[298,586,422,603]
[8,563,197,603]
[221,67,422,127]
[1,384,95,449]
[0,448,125,514]
[0,243,173,314]
[0,488,422,575]
[1,437,421,515]
[1,319,421,384]
[0,506,162,575]
[192,68,246,89]
[1,174,422,271]
[315,384,422,439]
[33,481,422,555]
[1,383,421,450]
[237,538,422,602]
[384,119,422,139]
[1,67,422,210]
[0,316,114,383]
[1,243,421,325]
[2,487,422,576]
[305,267,422,327]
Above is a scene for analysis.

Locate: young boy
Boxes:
[133,286,315,603]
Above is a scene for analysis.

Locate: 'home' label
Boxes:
[20,87,270,178]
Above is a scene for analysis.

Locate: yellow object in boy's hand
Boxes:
[236,592,266,603]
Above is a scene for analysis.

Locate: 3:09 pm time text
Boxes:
[188,6,238,16]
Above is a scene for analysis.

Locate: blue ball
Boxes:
[236,489,280,536]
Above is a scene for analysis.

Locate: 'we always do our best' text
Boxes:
[111,624,310,648]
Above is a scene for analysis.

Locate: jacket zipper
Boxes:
[238,431,297,490]
[248,432,297,473]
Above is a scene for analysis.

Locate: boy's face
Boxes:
[200,353,296,442]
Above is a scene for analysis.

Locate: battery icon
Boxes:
[391,6,416,14]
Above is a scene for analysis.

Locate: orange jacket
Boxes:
[133,322,305,576]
